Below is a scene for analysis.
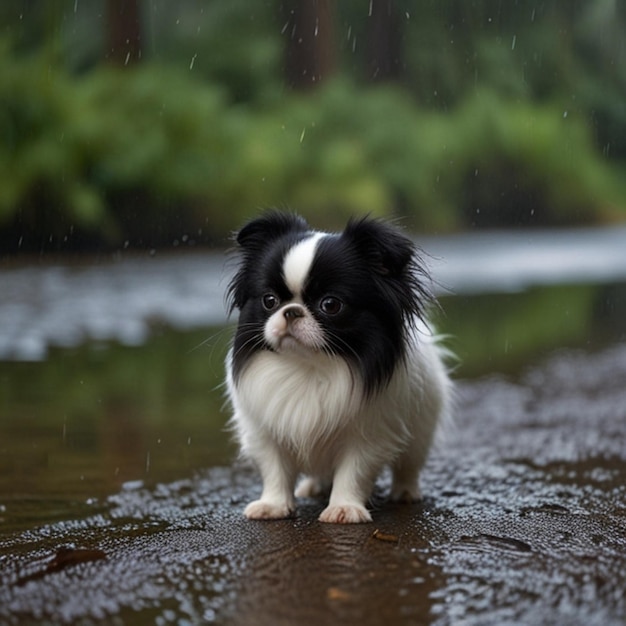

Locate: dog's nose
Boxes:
[283,305,304,320]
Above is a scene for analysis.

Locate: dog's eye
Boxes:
[319,296,343,315]
[262,293,279,311]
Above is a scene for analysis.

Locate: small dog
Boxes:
[225,212,451,523]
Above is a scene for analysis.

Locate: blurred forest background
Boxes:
[1,0,625,252]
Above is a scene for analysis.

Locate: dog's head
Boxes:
[227,211,432,392]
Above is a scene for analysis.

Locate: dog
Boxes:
[225,212,451,523]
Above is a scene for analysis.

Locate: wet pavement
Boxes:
[1,342,625,625]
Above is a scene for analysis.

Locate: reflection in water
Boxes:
[0,329,235,532]
[100,396,148,486]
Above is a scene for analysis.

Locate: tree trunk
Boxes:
[367,0,402,82]
[283,0,336,90]
[105,0,142,66]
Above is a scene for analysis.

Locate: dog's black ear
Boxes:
[227,211,310,314]
[236,211,309,252]
[342,216,414,277]
[342,216,434,324]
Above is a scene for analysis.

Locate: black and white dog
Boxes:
[225,212,451,523]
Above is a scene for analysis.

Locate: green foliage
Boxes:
[0,42,110,241]
[1,38,625,250]
[440,92,626,227]
[146,0,284,104]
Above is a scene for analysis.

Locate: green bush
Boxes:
[0,43,111,243]
[1,42,625,251]
[442,91,626,227]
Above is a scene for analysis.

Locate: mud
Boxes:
[1,343,625,625]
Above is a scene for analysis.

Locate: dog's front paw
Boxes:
[319,504,372,524]
[244,500,294,520]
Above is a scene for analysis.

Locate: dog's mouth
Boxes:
[276,333,313,353]
[265,308,326,354]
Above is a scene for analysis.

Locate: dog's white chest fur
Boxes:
[227,349,361,464]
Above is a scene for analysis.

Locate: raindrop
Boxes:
[368,0,373,17]
[563,110,568,118]
[190,53,197,70]
[511,34,517,50]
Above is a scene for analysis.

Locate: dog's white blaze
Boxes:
[282,232,325,296]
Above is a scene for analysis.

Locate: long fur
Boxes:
[225,211,451,524]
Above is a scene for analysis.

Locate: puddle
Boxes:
[0,328,235,533]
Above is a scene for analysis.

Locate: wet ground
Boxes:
[1,340,625,625]
[1,226,626,624]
